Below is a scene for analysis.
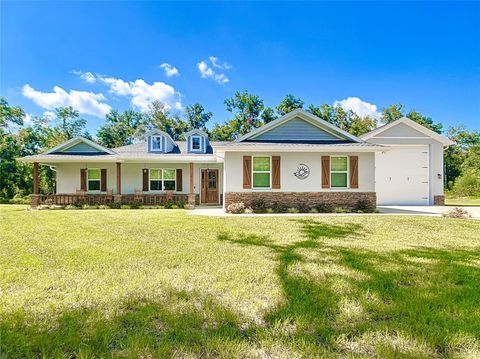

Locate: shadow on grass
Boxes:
[2,219,480,357]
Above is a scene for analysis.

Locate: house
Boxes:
[18,109,453,210]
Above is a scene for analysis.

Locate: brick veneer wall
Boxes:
[434,195,445,206]
[224,192,376,210]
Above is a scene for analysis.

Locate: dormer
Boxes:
[185,129,209,154]
[146,129,176,153]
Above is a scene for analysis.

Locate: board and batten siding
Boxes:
[251,117,343,141]
[224,152,374,193]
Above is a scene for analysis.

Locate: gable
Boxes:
[60,142,104,153]
[373,122,429,138]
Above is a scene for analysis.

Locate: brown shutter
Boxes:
[349,156,359,189]
[272,156,281,189]
[176,169,183,192]
[243,156,252,189]
[101,169,107,192]
[80,168,87,191]
[321,156,330,188]
[142,168,149,191]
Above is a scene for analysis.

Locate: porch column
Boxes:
[188,162,196,206]
[30,162,41,208]
[114,162,122,204]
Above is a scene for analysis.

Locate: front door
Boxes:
[201,169,219,204]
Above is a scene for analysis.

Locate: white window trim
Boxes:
[252,155,272,190]
[87,168,101,193]
[330,155,349,190]
[150,135,163,152]
[191,135,202,151]
[149,168,176,192]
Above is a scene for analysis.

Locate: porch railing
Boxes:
[34,194,196,206]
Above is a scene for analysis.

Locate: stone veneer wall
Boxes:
[433,195,445,206]
[224,192,376,210]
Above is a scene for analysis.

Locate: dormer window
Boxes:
[191,136,201,151]
[151,136,162,151]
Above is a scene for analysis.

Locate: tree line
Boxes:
[1,92,479,202]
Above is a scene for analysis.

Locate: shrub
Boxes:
[453,170,480,197]
[184,204,195,210]
[334,207,349,213]
[443,207,471,219]
[251,198,267,213]
[309,208,318,214]
[244,207,254,214]
[226,202,246,214]
[98,205,109,210]
[177,201,186,208]
[297,203,309,213]
[266,208,274,214]
[108,202,121,209]
[171,205,179,209]
[10,193,30,204]
[164,201,174,209]
[287,207,299,214]
[120,204,131,209]
[354,199,376,213]
[65,204,80,210]
[129,202,141,209]
[272,202,287,213]
[317,203,334,213]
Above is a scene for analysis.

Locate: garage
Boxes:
[375,146,429,205]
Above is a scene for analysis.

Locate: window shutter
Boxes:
[272,156,281,189]
[321,156,330,188]
[80,168,87,191]
[349,156,359,189]
[101,169,107,192]
[243,156,252,189]
[142,168,149,191]
[176,169,183,192]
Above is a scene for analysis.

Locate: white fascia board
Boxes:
[17,156,121,163]
[119,156,218,163]
[213,145,387,152]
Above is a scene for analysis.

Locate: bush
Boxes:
[266,207,274,214]
[272,202,287,213]
[443,207,471,219]
[171,205,179,209]
[244,207,254,214]
[453,170,480,197]
[317,203,334,213]
[108,202,121,209]
[129,202,141,209]
[10,193,30,204]
[226,202,246,214]
[184,204,195,210]
[334,207,349,213]
[287,207,299,214]
[98,205,109,210]
[354,199,376,213]
[65,204,80,210]
[164,201,174,209]
[309,208,318,214]
[297,203,309,213]
[120,204,131,209]
[251,198,267,213]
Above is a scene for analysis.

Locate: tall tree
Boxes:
[380,104,443,134]
[261,107,278,124]
[224,90,265,137]
[97,109,147,148]
[276,94,304,115]
[380,104,405,124]
[0,97,25,131]
[184,103,212,131]
[53,106,87,140]
[143,100,189,140]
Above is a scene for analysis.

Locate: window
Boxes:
[331,156,348,188]
[191,136,201,151]
[151,136,162,151]
[87,168,101,191]
[252,156,271,189]
[149,168,176,191]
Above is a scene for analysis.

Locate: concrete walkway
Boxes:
[189,205,480,218]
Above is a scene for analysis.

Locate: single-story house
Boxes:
[18,109,453,210]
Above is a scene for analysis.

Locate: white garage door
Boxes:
[375,146,429,205]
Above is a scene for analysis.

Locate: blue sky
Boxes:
[1,1,479,133]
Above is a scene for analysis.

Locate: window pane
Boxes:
[192,137,201,150]
[331,157,347,171]
[88,169,100,180]
[331,173,347,187]
[150,169,162,180]
[164,180,175,190]
[150,180,162,190]
[163,169,175,180]
[152,136,162,149]
[88,180,100,191]
[253,173,270,188]
[253,157,270,171]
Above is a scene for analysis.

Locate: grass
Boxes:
[1,205,480,358]
[445,197,480,206]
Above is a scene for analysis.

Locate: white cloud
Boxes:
[197,60,229,84]
[22,84,111,117]
[43,111,56,120]
[208,56,232,70]
[333,97,381,119]
[71,70,97,83]
[98,75,182,112]
[159,63,179,77]
[23,113,33,126]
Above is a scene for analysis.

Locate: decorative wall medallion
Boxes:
[294,164,310,180]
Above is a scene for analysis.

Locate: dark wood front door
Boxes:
[201,169,219,204]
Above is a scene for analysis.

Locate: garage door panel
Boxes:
[375,146,429,205]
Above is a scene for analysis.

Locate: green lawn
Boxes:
[445,197,480,206]
[1,205,479,358]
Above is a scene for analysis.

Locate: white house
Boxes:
[18,109,453,209]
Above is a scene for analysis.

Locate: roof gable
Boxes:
[237,109,362,143]
[360,117,453,146]
[45,137,115,155]
[184,129,208,137]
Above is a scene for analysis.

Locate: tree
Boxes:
[380,104,443,134]
[142,100,189,140]
[261,107,277,124]
[0,97,25,131]
[184,103,212,131]
[224,90,265,137]
[276,94,304,115]
[210,121,238,141]
[97,109,147,148]
[54,106,87,140]
[380,104,405,124]
[406,110,443,134]
[348,114,377,136]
